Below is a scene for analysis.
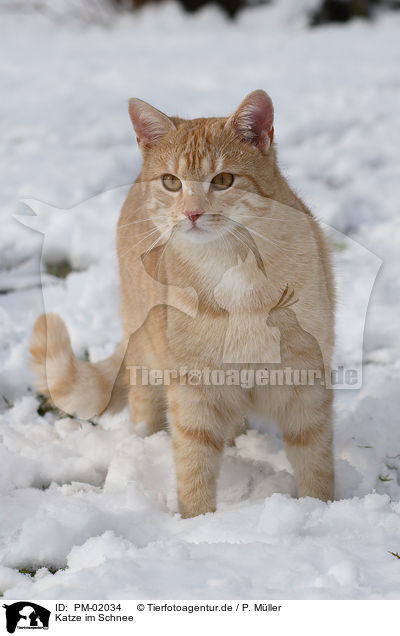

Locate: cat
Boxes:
[30,90,335,517]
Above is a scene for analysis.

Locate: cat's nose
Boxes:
[184,209,203,224]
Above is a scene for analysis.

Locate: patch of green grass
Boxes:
[19,566,65,578]
[45,260,75,279]
[18,568,36,578]
[357,444,373,449]
[388,551,400,560]
[1,394,13,409]
[36,393,97,426]
[37,393,66,418]
[379,473,393,483]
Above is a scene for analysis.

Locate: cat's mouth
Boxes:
[184,224,213,244]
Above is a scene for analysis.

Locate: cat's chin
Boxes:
[181,226,218,245]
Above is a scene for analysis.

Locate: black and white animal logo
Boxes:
[3,602,50,633]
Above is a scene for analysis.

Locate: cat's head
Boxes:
[128,90,276,245]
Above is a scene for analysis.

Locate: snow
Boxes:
[1,2,400,599]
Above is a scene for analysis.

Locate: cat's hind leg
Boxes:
[128,384,167,434]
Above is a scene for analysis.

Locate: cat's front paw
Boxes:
[178,499,216,518]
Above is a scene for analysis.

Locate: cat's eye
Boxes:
[211,172,234,190]
[162,174,182,192]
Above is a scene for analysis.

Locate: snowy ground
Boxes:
[1,3,400,599]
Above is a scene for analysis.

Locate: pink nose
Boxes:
[184,209,203,224]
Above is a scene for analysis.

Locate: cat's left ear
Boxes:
[128,98,176,152]
[226,90,274,151]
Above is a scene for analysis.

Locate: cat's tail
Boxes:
[30,313,127,419]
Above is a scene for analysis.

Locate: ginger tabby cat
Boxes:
[31,90,335,517]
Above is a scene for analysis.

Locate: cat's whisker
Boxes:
[142,227,172,262]
[141,236,165,262]
[227,228,253,255]
[213,227,230,254]
[155,241,170,281]
[155,227,177,281]
[123,226,160,240]
[229,219,300,256]
[119,227,160,260]
[246,229,298,256]
[117,200,150,221]
[118,218,155,230]
[233,214,285,222]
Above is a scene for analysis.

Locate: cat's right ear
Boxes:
[225,90,274,152]
[128,98,176,152]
